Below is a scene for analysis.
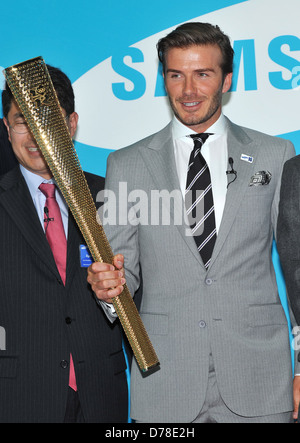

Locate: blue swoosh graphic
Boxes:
[0,0,248,87]
[75,142,113,178]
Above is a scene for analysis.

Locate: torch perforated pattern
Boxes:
[4,57,159,372]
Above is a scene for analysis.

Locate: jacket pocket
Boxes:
[0,356,19,378]
[248,304,287,327]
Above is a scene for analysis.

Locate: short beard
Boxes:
[169,85,223,128]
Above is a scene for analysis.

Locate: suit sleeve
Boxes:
[277,155,300,375]
[100,152,141,297]
[272,140,295,239]
[0,119,18,176]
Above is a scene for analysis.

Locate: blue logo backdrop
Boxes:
[1,0,299,420]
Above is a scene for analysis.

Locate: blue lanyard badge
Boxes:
[80,245,94,267]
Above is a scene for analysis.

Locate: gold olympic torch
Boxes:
[4,57,159,373]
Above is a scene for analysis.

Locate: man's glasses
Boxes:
[8,115,69,135]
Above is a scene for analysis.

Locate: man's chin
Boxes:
[175,107,220,130]
[176,114,207,128]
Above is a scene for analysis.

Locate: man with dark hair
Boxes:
[2,65,76,118]
[0,65,128,423]
[88,22,298,423]
[157,22,234,78]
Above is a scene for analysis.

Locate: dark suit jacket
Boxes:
[0,166,128,423]
[0,119,18,176]
[277,155,300,325]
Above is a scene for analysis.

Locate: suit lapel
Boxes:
[133,120,259,271]
[139,124,206,270]
[65,212,81,289]
[0,167,62,281]
[209,119,259,268]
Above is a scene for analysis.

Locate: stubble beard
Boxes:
[169,86,223,129]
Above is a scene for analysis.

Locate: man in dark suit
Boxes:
[0,66,128,423]
[277,155,300,421]
[0,118,17,175]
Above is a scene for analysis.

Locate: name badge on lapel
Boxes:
[241,154,254,164]
[80,245,93,267]
[249,171,272,187]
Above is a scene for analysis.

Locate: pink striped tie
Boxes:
[39,183,77,391]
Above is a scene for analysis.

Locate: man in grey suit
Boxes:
[88,23,299,422]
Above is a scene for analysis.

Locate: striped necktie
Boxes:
[185,133,217,270]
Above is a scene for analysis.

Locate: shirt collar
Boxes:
[172,113,228,141]
[20,164,55,201]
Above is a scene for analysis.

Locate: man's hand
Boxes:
[87,254,126,304]
[294,376,300,421]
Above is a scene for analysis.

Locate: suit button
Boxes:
[205,278,213,286]
[65,317,72,324]
[60,360,69,369]
[199,321,207,329]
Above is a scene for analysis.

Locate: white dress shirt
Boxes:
[20,165,69,237]
[172,113,229,233]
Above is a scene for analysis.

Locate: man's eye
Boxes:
[169,73,181,79]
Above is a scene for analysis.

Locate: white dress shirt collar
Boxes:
[20,164,55,201]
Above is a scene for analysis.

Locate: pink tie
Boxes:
[39,183,77,392]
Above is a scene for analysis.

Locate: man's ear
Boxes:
[222,72,233,94]
[68,112,79,138]
[3,117,12,143]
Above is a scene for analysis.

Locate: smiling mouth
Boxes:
[26,147,48,162]
[183,102,201,107]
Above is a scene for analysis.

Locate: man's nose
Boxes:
[183,76,196,96]
[25,130,38,145]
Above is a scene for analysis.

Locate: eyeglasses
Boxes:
[8,115,70,135]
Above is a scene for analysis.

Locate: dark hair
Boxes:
[157,22,234,77]
[2,64,75,118]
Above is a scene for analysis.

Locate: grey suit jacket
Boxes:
[103,117,296,422]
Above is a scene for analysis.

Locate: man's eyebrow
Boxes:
[12,112,24,119]
[194,68,216,73]
[166,68,216,74]
[166,69,183,74]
